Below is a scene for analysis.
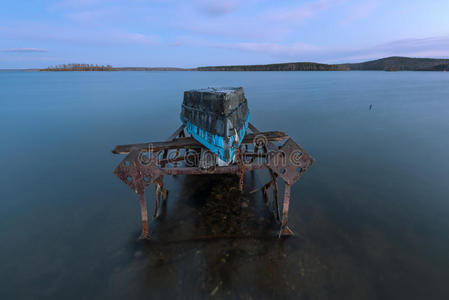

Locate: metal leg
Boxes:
[239,172,244,191]
[153,177,168,219]
[138,192,150,239]
[154,183,161,218]
[236,146,245,191]
[159,177,168,200]
[258,170,280,222]
[280,183,294,237]
[270,171,280,222]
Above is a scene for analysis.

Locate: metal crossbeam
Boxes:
[112,131,289,154]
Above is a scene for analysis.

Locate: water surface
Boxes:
[1,71,449,299]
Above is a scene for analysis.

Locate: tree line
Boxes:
[197,62,348,71]
[42,64,113,71]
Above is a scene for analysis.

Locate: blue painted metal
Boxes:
[183,113,250,163]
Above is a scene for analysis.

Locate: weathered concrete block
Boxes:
[180,87,250,163]
[181,87,249,137]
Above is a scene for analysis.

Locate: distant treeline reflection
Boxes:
[42,64,113,71]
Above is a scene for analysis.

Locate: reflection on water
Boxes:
[108,173,305,299]
[106,172,445,299]
[1,71,449,299]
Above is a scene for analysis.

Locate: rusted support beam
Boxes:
[138,192,150,239]
[248,123,278,152]
[235,139,245,191]
[167,124,185,140]
[248,122,259,133]
[154,127,183,217]
[154,184,162,218]
[269,170,280,222]
[238,167,245,191]
[260,140,280,221]
[251,170,281,221]
[153,176,167,219]
[112,131,288,154]
[280,184,294,237]
[159,179,168,199]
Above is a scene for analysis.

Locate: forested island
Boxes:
[340,57,449,71]
[43,64,114,71]
[198,57,449,71]
[37,57,449,72]
[40,64,189,71]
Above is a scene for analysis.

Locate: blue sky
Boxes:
[1,0,449,68]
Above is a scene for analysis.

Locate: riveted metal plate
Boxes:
[266,138,314,185]
[113,148,162,194]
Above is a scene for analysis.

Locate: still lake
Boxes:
[1,71,448,299]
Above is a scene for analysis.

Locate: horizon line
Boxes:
[2,56,449,70]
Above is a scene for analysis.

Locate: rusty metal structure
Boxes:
[112,122,314,239]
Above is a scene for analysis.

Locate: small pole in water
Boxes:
[369,104,373,111]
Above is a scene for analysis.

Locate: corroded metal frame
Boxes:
[112,123,314,239]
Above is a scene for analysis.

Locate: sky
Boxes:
[1,0,449,68]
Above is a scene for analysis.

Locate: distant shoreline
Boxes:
[4,56,449,72]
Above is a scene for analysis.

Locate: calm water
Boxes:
[1,71,449,299]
